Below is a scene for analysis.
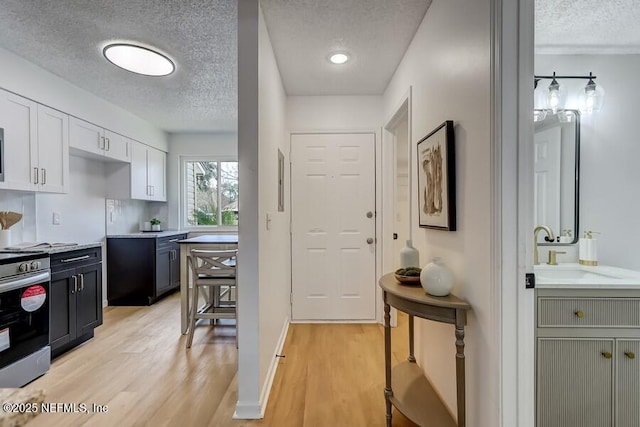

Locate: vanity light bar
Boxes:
[533,72,598,88]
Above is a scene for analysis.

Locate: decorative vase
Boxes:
[151,224,161,231]
[420,257,454,296]
[399,240,420,268]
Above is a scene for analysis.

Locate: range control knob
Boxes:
[18,263,29,273]
[30,261,40,271]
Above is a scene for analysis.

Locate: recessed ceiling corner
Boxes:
[103,43,175,77]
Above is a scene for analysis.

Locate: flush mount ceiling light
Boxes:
[103,43,175,76]
[329,52,350,64]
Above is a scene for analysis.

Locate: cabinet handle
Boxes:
[106,137,110,151]
[625,351,636,360]
[61,254,90,263]
[71,275,77,294]
[41,168,46,185]
[33,167,39,184]
[169,239,179,243]
[602,352,613,359]
[574,310,584,318]
[79,273,84,291]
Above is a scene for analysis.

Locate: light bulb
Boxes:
[546,77,566,114]
[578,78,605,114]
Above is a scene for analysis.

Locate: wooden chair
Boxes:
[186,249,238,348]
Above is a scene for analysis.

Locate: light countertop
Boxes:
[535,263,640,289]
[2,242,102,254]
[107,230,187,239]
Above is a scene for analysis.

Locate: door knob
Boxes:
[366,211,373,218]
[366,237,374,244]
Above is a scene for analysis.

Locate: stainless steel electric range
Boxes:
[0,251,51,387]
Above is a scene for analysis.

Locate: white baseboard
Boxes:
[233,316,290,420]
[232,402,262,419]
[259,316,290,417]
[291,319,377,324]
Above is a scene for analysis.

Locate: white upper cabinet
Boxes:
[0,90,38,191]
[69,117,131,163]
[146,146,166,201]
[36,104,69,193]
[126,140,166,202]
[0,90,68,193]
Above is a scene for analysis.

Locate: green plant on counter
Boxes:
[150,218,161,226]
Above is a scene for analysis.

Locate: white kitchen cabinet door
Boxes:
[0,90,38,191]
[146,147,166,201]
[103,130,131,163]
[130,141,149,200]
[36,105,69,193]
[69,117,103,157]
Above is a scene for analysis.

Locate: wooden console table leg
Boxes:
[408,314,416,363]
[384,300,393,427]
[455,309,467,427]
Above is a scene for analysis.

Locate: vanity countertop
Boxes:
[535,262,640,289]
[106,230,187,239]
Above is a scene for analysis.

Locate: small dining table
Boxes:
[178,234,238,334]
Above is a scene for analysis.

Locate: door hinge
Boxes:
[289,293,292,305]
[525,273,535,289]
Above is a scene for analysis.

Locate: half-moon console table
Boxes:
[379,273,471,427]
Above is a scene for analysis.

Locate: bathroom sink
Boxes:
[534,263,640,288]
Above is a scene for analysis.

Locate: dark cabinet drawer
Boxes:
[51,247,102,270]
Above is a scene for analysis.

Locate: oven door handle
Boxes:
[0,271,51,294]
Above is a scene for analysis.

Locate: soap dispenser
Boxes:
[579,230,599,266]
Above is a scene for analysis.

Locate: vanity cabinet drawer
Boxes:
[538,298,640,328]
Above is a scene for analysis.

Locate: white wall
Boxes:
[236,0,261,418]
[36,156,106,243]
[383,0,494,425]
[0,46,167,151]
[257,4,291,412]
[536,54,640,271]
[166,132,237,230]
[287,96,383,131]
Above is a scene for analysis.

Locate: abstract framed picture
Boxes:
[417,120,456,230]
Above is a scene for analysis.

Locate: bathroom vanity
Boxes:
[535,264,640,427]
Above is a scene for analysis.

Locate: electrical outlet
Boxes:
[52,212,61,225]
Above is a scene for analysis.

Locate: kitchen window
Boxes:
[183,159,238,228]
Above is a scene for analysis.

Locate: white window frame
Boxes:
[180,155,238,232]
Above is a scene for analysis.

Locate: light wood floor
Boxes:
[26,293,415,426]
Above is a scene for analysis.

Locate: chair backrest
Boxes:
[188,249,238,279]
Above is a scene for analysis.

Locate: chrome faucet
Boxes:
[534,225,555,265]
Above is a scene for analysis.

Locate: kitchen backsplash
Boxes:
[0,190,36,244]
[106,198,167,235]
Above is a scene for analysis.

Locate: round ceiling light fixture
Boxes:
[103,43,175,76]
[329,52,350,64]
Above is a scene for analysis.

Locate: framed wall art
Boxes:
[417,120,456,230]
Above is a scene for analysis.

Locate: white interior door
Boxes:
[534,126,561,240]
[291,133,376,321]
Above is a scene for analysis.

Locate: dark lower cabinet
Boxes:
[50,247,103,358]
[107,233,186,306]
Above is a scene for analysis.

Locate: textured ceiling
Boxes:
[536,0,640,53]
[260,0,432,96]
[0,0,237,133]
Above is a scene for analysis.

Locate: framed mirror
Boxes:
[533,109,580,245]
